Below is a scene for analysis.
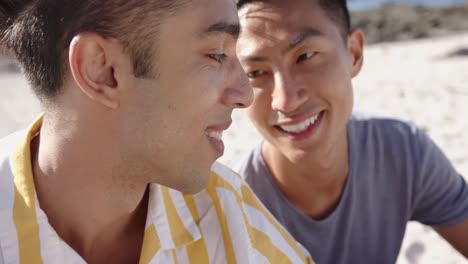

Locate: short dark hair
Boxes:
[237,0,351,38]
[0,0,186,99]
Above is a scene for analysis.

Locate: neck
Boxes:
[263,131,349,219]
[32,114,149,263]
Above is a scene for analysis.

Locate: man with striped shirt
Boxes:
[0,0,312,263]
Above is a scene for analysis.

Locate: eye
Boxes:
[246,69,267,79]
[207,53,228,64]
[297,52,316,63]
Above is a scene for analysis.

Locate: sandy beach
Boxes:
[1,31,467,263]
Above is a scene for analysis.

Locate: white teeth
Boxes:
[279,114,319,134]
[206,131,223,140]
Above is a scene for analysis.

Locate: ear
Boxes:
[68,33,125,109]
[347,30,365,78]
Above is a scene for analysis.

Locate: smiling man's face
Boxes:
[119,0,252,193]
[237,0,363,162]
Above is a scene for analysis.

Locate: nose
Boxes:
[271,71,307,113]
[221,58,254,109]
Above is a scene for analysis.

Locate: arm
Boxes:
[409,128,468,258]
[435,219,468,259]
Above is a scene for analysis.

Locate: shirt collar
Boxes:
[4,115,53,263]
[144,183,202,250]
[9,115,202,261]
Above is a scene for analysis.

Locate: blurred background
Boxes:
[1,1,467,263]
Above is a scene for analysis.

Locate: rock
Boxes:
[444,47,468,57]
[351,4,468,44]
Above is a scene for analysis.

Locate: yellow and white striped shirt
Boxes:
[0,118,313,263]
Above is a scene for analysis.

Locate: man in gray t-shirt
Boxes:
[233,114,468,263]
[234,0,468,263]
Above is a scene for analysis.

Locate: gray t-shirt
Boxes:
[232,115,468,264]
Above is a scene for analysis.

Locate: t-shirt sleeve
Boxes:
[410,128,468,227]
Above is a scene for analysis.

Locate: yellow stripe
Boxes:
[183,195,200,222]
[12,118,43,264]
[249,225,292,264]
[186,239,210,264]
[161,187,194,246]
[139,225,161,264]
[209,172,242,200]
[208,172,312,263]
[241,185,309,263]
[211,173,301,263]
[183,196,210,263]
[172,250,179,264]
[206,173,237,264]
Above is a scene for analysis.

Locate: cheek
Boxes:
[192,67,227,99]
[165,76,220,116]
[305,59,351,97]
[199,61,228,82]
[247,107,267,132]
[307,62,354,118]
[248,89,272,124]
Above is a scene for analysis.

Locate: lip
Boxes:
[274,111,324,126]
[274,111,325,141]
[205,120,232,157]
[205,120,232,132]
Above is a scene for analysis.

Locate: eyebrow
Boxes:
[287,28,324,52]
[240,27,324,63]
[203,22,241,40]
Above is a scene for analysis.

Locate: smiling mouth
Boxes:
[205,130,223,141]
[276,111,323,134]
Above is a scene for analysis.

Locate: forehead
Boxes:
[237,0,339,51]
[181,0,239,28]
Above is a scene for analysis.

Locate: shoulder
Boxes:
[209,162,282,230]
[347,112,438,184]
[350,111,418,135]
[209,162,313,263]
[349,112,442,162]
[349,112,425,148]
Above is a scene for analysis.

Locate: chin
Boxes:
[284,148,309,164]
[150,161,212,193]
[179,176,210,194]
[174,168,212,194]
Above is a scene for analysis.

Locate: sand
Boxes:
[1,32,467,263]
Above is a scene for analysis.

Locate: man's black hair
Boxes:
[237,0,351,38]
[0,0,186,100]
